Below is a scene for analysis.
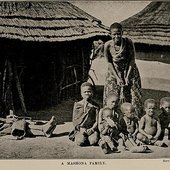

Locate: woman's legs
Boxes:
[103,75,119,107]
[130,66,143,118]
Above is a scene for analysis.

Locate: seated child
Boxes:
[0,110,57,139]
[158,97,170,141]
[98,92,121,153]
[137,99,167,147]
[118,102,139,151]
[98,107,120,154]
[69,82,99,146]
[98,92,120,126]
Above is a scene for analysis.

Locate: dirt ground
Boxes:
[0,121,170,159]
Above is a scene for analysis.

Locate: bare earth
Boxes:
[0,122,170,159]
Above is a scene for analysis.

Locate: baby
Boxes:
[118,102,139,151]
[158,97,170,141]
[137,99,167,147]
[69,82,99,146]
[99,107,120,154]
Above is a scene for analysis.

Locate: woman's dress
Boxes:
[103,37,142,117]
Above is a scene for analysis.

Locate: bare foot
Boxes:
[42,116,57,138]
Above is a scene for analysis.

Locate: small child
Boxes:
[98,92,121,153]
[137,99,167,147]
[69,82,99,146]
[98,107,120,154]
[158,97,170,141]
[118,102,139,151]
[99,92,120,126]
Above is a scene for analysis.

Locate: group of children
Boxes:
[0,81,169,154]
[69,82,170,154]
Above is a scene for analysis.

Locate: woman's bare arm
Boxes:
[124,39,135,83]
[104,41,124,86]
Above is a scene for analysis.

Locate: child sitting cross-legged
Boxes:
[118,102,151,153]
[98,107,120,154]
[98,92,122,153]
[69,82,100,146]
[118,102,139,151]
[137,99,167,147]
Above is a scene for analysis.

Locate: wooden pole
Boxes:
[13,62,27,115]
[2,60,7,101]
[7,59,15,111]
[59,54,66,102]
[82,46,85,81]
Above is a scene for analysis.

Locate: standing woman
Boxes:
[103,22,142,117]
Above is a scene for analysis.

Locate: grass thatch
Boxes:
[121,2,170,46]
[0,1,109,42]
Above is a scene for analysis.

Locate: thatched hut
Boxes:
[121,2,170,63]
[0,1,109,113]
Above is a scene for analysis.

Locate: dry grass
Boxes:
[121,2,170,46]
[0,1,109,42]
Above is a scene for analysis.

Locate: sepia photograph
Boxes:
[0,0,170,162]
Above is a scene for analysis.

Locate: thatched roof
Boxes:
[0,1,109,42]
[121,2,170,46]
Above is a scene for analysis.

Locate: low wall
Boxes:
[89,58,170,92]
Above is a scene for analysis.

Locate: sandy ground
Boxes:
[0,122,170,159]
[0,59,170,159]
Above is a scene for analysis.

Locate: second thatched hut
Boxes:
[121,1,170,63]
